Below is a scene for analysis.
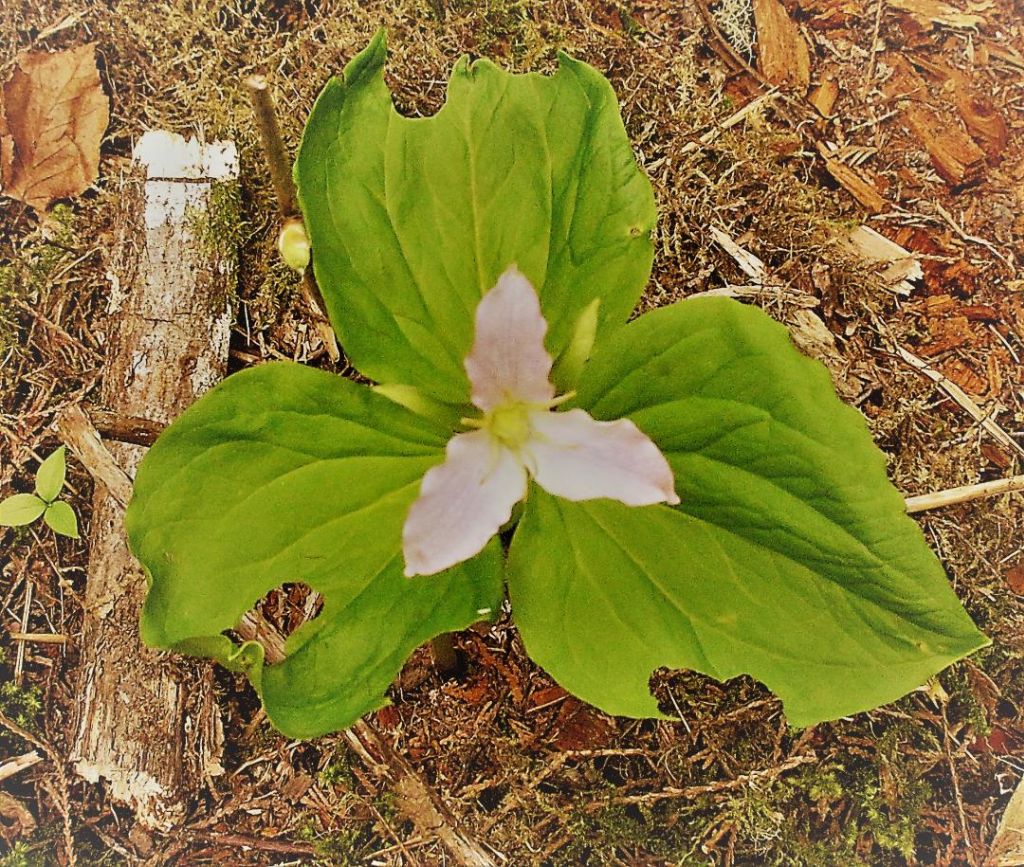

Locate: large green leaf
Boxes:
[295,31,657,404]
[260,547,500,738]
[508,297,987,726]
[126,362,502,737]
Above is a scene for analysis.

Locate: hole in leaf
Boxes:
[229,582,323,665]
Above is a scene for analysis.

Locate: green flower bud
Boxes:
[277,218,310,272]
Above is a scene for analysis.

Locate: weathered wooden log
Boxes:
[65,131,237,830]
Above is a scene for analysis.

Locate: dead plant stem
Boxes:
[905,475,1024,514]
[244,74,298,217]
[243,73,333,331]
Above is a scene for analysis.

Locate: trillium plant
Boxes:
[126,33,986,738]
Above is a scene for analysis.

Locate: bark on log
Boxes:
[752,0,811,92]
[68,131,238,830]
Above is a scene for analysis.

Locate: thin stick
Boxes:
[10,632,68,644]
[894,344,1024,458]
[189,832,314,856]
[905,475,1024,514]
[14,579,32,685]
[933,201,1013,269]
[679,89,780,156]
[243,73,335,341]
[244,75,298,218]
[862,0,886,98]
[603,753,817,806]
[0,750,43,784]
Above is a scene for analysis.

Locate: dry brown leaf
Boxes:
[551,698,617,751]
[888,0,987,28]
[0,43,108,211]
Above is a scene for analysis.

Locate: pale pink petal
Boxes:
[524,409,680,506]
[403,430,527,577]
[464,265,555,412]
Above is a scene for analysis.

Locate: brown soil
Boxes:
[1,1,1022,864]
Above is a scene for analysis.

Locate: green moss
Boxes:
[0,680,42,733]
[247,254,302,331]
[0,204,80,374]
[554,793,710,865]
[183,179,243,307]
[0,264,17,359]
[0,679,42,758]
[295,814,378,866]
[318,753,356,789]
[0,842,46,867]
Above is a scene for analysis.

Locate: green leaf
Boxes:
[0,493,46,527]
[35,446,66,502]
[126,361,503,736]
[295,31,656,404]
[43,501,79,538]
[372,383,464,430]
[551,298,600,393]
[507,297,987,726]
[262,542,501,738]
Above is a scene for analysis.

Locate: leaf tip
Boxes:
[343,28,389,88]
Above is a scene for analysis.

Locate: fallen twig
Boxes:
[679,89,781,156]
[0,750,43,784]
[13,579,31,686]
[55,404,134,508]
[905,475,1024,514]
[934,202,1013,269]
[10,632,68,644]
[601,753,817,806]
[189,832,314,856]
[893,344,1024,459]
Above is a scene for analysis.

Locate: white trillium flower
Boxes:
[402,265,680,577]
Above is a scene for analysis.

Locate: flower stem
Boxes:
[430,632,459,677]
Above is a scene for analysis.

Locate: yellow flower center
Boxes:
[483,401,533,450]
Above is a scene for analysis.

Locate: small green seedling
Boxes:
[0,446,79,539]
